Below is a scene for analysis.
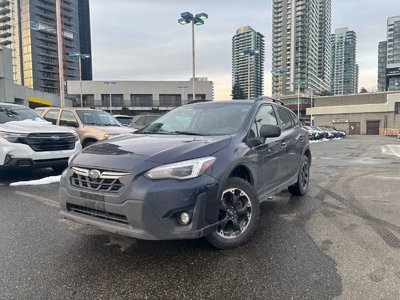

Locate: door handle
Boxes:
[281,141,287,148]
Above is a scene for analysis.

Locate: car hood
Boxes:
[73,134,232,171]
[0,120,75,134]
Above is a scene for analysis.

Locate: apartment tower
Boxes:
[272,0,331,96]
[232,26,265,99]
[377,41,387,92]
[386,16,400,91]
[0,0,91,94]
[330,27,358,95]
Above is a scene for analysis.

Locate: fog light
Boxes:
[179,212,191,225]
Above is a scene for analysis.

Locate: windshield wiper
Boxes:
[170,131,206,136]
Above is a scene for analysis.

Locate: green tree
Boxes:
[120,106,131,115]
[231,83,246,100]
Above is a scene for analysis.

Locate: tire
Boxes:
[288,155,310,196]
[206,177,260,250]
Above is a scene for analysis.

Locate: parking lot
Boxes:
[1,135,400,299]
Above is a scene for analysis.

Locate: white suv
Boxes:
[0,102,81,174]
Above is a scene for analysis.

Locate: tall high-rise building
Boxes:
[330,27,358,95]
[377,41,387,92]
[0,0,90,94]
[232,26,265,99]
[386,16,400,91]
[272,0,331,96]
[78,0,92,80]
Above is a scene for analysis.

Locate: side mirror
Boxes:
[260,124,281,138]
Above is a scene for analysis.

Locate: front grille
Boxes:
[67,203,128,224]
[20,132,75,152]
[70,166,131,194]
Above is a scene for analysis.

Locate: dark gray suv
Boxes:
[60,99,311,249]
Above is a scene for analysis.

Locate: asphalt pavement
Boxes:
[1,136,399,299]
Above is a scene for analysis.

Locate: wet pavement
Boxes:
[1,136,399,299]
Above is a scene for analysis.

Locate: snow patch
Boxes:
[10,175,61,186]
[7,118,51,126]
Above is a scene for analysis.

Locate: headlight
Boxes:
[72,132,79,141]
[0,131,28,143]
[145,156,216,180]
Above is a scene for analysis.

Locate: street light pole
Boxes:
[297,83,300,118]
[55,0,65,107]
[191,21,196,101]
[178,12,208,102]
[247,54,251,100]
[78,55,83,107]
[68,52,90,107]
[104,81,116,113]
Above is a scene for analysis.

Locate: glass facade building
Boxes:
[330,27,358,95]
[232,26,265,99]
[0,0,91,94]
[378,41,387,92]
[272,0,331,96]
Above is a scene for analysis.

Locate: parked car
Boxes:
[320,125,346,137]
[0,102,81,174]
[303,125,321,140]
[113,115,133,127]
[130,114,162,129]
[311,126,331,139]
[35,107,133,148]
[60,99,311,249]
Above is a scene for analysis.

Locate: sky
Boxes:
[89,0,398,100]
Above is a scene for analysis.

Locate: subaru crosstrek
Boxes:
[60,99,311,249]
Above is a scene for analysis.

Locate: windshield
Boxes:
[0,107,43,124]
[77,110,122,126]
[139,102,253,136]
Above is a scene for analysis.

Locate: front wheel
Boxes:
[288,155,310,196]
[206,178,259,249]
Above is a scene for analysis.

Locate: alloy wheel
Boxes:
[216,188,252,239]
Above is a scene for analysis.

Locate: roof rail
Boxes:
[255,96,285,106]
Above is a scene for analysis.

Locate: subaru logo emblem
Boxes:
[88,169,101,179]
[50,135,60,141]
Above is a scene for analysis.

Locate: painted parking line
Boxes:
[15,191,59,208]
[381,145,400,158]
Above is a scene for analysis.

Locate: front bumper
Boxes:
[0,140,81,169]
[59,169,220,240]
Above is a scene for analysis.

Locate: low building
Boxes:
[67,79,214,114]
[279,94,312,124]
[307,92,400,135]
[0,47,65,107]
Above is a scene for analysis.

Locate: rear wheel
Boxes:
[206,178,259,249]
[288,156,310,196]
